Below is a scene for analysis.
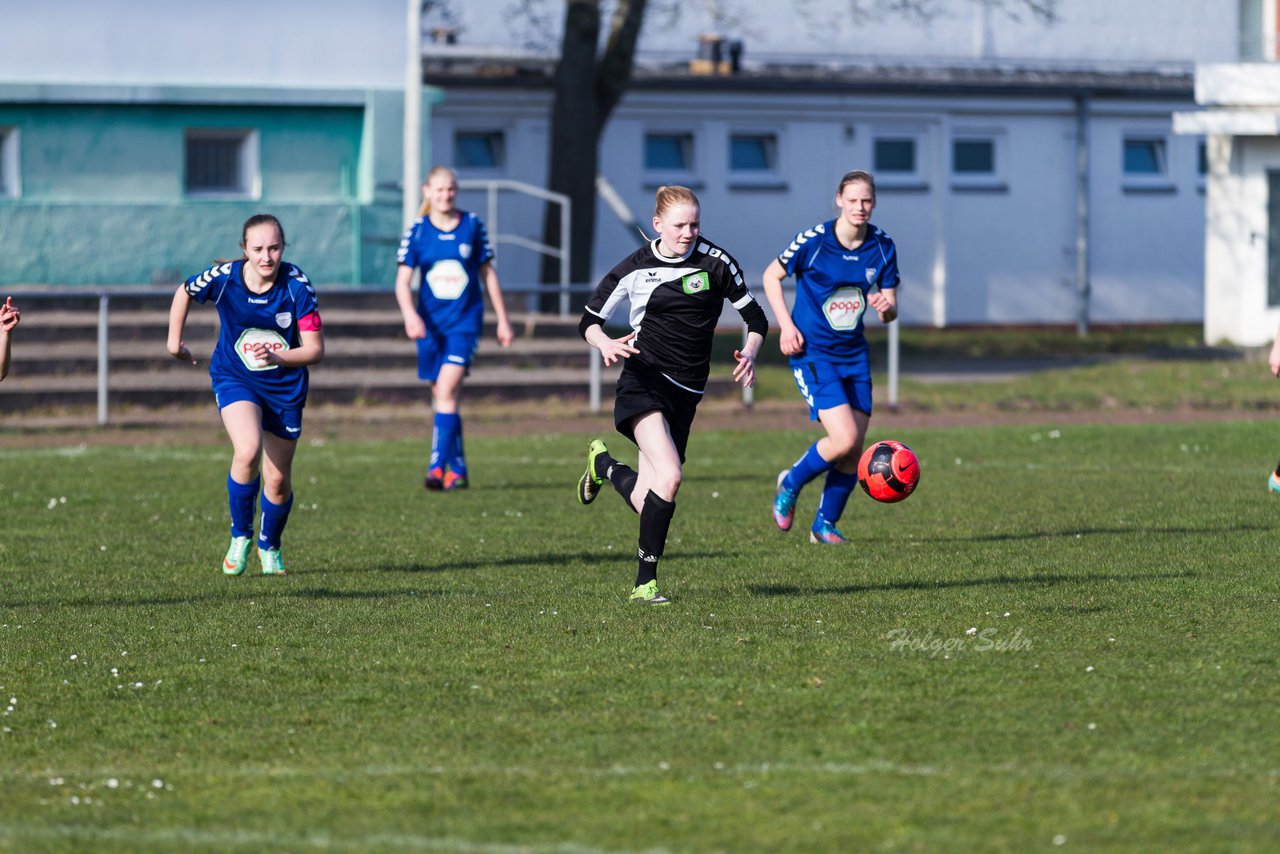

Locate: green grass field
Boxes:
[2,419,1279,851]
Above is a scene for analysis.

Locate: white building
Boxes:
[422,0,1251,328]
[1175,0,1280,345]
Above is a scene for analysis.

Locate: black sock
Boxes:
[1274,460,1280,478]
[636,490,675,587]
[606,461,640,513]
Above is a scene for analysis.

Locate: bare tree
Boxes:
[454,0,1056,304]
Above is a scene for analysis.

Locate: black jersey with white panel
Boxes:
[582,237,767,394]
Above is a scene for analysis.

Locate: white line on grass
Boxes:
[0,824,627,853]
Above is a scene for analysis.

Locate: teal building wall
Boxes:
[0,84,438,286]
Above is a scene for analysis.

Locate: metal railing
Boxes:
[2,283,901,423]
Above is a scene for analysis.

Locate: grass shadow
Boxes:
[927,522,1275,544]
[368,549,734,574]
[749,569,1196,598]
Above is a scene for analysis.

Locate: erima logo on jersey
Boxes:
[682,272,710,295]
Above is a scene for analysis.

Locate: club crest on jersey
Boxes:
[823,287,866,331]
[865,268,879,286]
[682,271,710,295]
[235,328,289,371]
[275,312,292,329]
[459,243,471,260]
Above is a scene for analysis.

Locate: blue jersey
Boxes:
[397,211,495,336]
[184,260,319,407]
[777,220,899,363]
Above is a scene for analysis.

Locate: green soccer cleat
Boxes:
[222,536,252,576]
[578,438,608,506]
[629,580,671,606]
[259,547,287,576]
[1269,472,1280,494]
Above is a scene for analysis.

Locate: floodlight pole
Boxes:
[403,0,422,231]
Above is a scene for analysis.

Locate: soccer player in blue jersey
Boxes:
[577,186,768,604]
[395,166,514,491]
[0,296,20,381]
[167,215,325,576]
[762,170,900,545]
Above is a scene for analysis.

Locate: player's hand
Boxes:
[1270,343,1280,378]
[598,331,639,367]
[868,290,897,322]
[0,297,19,332]
[495,317,514,348]
[403,314,427,340]
[168,340,196,365]
[732,349,756,388]
[249,342,282,367]
[779,325,805,357]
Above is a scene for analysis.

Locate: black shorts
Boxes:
[614,362,703,463]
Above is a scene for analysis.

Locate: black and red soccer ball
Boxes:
[858,440,920,504]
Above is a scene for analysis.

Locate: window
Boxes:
[1122,135,1173,192]
[0,127,19,198]
[950,133,1006,191]
[1123,138,1166,176]
[645,133,694,172]
[184,129,258,198]
[729,134,776,172]
[874,138,916,174]
[953,140,994,175]
[1268,171,1280,307]
[454,131,505,170]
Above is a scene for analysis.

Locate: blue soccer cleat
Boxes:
[809,520,849,545]
[773,469,798,532]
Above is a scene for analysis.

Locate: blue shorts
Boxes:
[790,357,873,420]
[417,332,478,382]
[213,381,303,440]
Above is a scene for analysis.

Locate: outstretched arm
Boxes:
[394,264,427,339]
[166,287,197,365]
[480,262,513,347]
[0,296,20,381]
[762,259,804,356]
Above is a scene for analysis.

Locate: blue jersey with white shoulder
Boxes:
[778,220,899,363]
[397,211,494,336]
[183,260,319,408]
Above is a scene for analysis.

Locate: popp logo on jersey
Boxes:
[823,287,866,331]
[425,259,470,300]
[234,328,290,371]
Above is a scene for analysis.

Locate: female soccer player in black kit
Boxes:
[576,186,768,605]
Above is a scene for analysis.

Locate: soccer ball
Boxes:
[858,440,920,503]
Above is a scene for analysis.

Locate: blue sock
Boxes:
[815,468,859,528]
[449,416,468,477]
[227,473,259,539]
[433,412,460,472]
[783,442,833,492]
[258,492,293,551]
